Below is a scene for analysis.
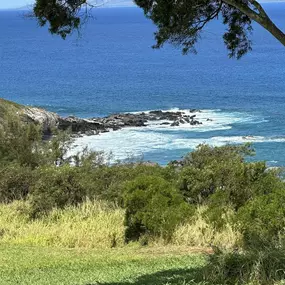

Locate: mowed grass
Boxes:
[0,200,241,285]
[0,245,208,285]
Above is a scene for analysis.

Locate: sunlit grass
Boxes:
[0,244,207,285]
[0,200,125,249]
[0,201,240,250]
[172,207,241,250]
[0,202,284,285]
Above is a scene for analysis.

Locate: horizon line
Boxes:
[1,0,285,11]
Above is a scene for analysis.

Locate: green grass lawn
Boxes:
[0,245,208,285]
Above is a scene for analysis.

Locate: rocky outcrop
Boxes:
[1,98,205,136]
[1,98,206,137]
[57,109,204,136]
[23,107,60,135]
[0,98,60,135]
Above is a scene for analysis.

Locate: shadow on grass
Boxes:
[85,267,206,285]
[83,249,285,285]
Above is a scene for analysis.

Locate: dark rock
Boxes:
[86,130,95,136]
[171,121,180,127]
[56,109,204,136]
[189,109,201,113]
[149,110,164,116]
[190,120,202,125]
[112,125,121,131]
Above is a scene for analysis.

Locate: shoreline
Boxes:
[57,109,207,137]
[2,98,285,167]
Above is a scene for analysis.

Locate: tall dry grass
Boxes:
[0,200,125,248]
[0,201,241,249]
[171,207,241,249]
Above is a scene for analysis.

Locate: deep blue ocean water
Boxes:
[0,4,285,165]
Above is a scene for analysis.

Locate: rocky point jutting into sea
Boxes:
[57,109,206,136]
[1,98,208,136]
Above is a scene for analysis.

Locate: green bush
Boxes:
[29,165,87,217]
[237,187,285,249]
[0,117,42,168]
[177,144,285,231]
[123,175,193,242]
[0,163,34,202]
[0,116,71,168]
[78,163,177,205]
[179,144,264,207]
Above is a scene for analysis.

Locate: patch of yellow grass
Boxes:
[171,207,241,249]
[0,202,241,250]
[0,200,125,248]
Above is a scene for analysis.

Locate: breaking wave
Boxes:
[68,108,281,162]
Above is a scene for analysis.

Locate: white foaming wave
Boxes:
[68,109,270,161]
[160,136,285,150]
[69,128,285,161]
[69,129,176,160]
[145,123,232,132]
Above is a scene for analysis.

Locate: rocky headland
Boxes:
[57,109,204,136]
[1,99,208,136]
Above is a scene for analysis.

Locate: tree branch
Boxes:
[193,2,223,31]
[248,0,268,18]
[222,0,285,46]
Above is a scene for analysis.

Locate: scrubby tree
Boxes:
[123,175,193,241]
[33,0,285,58]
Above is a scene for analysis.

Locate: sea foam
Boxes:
[68,109,275,162]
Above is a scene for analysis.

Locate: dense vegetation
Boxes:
[1,114,285,284]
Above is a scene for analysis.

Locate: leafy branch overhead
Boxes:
[33,0,285,58]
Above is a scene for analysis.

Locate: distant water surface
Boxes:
[0,4,285,165]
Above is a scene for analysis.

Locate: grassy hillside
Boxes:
[0,98,24,122]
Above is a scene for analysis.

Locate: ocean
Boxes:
[0,4,285,165]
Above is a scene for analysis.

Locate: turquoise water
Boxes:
[0,4,285,165]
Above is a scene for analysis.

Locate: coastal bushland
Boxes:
[0,116,285,284]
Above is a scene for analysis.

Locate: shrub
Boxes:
[177,144,285,231]
[0,117,42,168]
[179,144,265,207]
[237,187,285,249]
[183,143,255,168]
[29,165,87,217]
[0,115,72,168]
[123,175,193,242]
[78,163,177,205]
[0,163,34,202]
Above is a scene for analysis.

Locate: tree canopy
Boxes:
[33,0,285,58]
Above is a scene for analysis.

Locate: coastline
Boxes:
[2,98,285,166]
